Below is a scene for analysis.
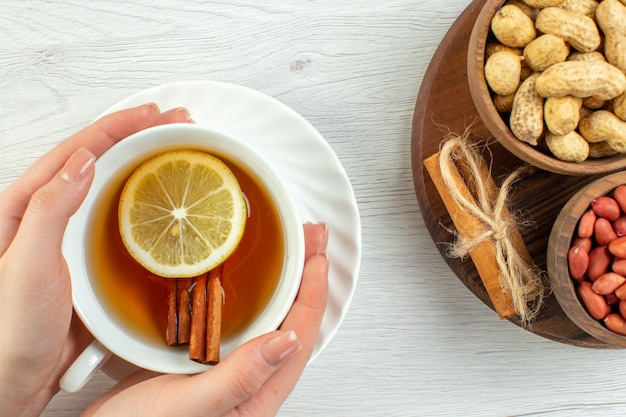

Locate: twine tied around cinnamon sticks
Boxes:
[424,132,546,326]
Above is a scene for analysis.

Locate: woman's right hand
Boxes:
[82,222,329,417]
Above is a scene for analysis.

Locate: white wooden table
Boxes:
[3,1,626,416]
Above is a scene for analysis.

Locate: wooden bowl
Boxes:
[466,0,626,176]
[548,171,626,347]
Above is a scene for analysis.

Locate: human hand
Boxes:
[81,222,329,417]
[0,103,193,417]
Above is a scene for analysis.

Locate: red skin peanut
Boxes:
[592,272,626,295]
[614,216,626,237]
[595,217,618,245]
[592,196,621,221]
[609,236,626,258]
[572,237,593,253]
[577,281,611,320]
[606,293,620,305]
[604,313,626,335]
[614,185,626,214]
[587,246,612,281]
[568,244,589,281]
[613,258,626,276]
[577,209,597,239]
[616,282,626,300]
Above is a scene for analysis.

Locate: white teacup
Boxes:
[60,123,304,393]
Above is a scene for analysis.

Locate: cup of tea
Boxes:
[60,123,304,392]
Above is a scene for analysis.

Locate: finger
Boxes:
[0,103,190,254]
[6,103,164,203]
[177,330,302,416]
[7,148,95,267]
[277,252,329,367]
[273,222,328,369]
[56,104,190,162]
[232,251,329,416]
[83,331,302,417]
[80,370,162,417]
[154,106,194,125]
[303,222,329,260]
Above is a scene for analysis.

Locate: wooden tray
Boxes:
[411,0,618,348]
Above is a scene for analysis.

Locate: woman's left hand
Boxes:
[0,103,192,417]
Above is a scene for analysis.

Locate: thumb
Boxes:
[10,148,95,258]
[164,330,302,417]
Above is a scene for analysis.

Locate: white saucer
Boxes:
[97,81,361,377]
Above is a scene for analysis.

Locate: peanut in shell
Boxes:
[485,51,522,95]
[544,96,582,136]
[579,110,626,153]
[523,34,570,71]
[545,131,589,162]
[535,61,626,101]
[491,5,537,48]
[535,7,601,53]
[510,73,544,146]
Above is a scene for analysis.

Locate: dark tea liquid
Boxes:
[86,152,285,344]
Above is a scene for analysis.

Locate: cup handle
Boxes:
[59,339,113,393]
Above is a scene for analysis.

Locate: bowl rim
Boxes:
[466,0,626,176]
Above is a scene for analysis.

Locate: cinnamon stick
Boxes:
[205,265,224,365]
[177,279,193,345]
[424,152,517,319]
[166,280,178,346]
[189,274,208,362]
[168,267,223,363]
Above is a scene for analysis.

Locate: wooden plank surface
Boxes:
[3,0,626,416]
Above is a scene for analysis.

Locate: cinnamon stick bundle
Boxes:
[424,151,517,319]
[423,136,545,325]
[165,266,224,364]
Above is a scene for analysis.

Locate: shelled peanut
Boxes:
[484,0,626,162]
[568,184,626,335]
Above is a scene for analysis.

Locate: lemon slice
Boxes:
[118,149,247,278]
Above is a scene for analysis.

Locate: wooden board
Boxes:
[411,0,619,348]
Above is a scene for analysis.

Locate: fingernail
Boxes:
[261,330,302,367]
[167,107,191,121]
[60,148,96,183]
[145,102,160,113]
[319,222,329,248]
